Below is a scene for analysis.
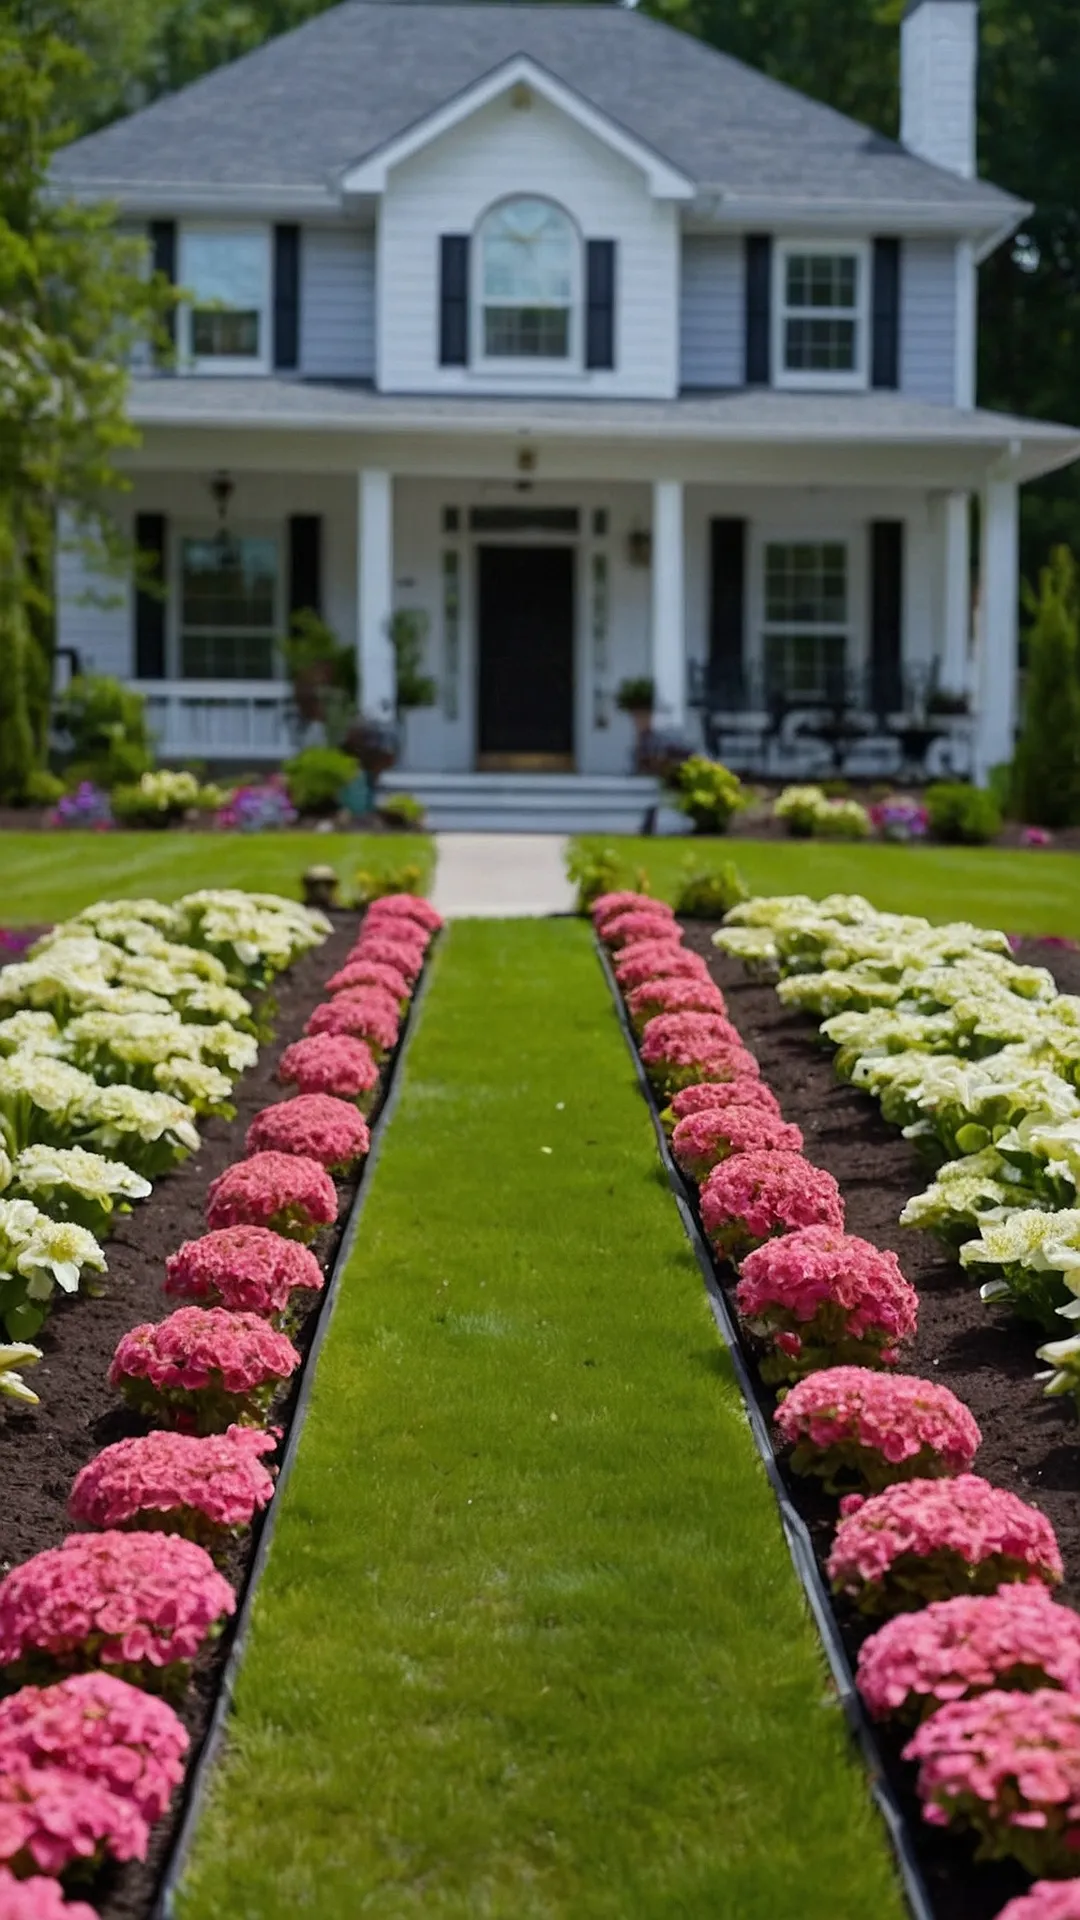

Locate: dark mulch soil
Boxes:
[674,923,1080,1920]
[0,910,380,1920]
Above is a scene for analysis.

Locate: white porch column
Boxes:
[651,478,686,730]
[975,474,1019,783]
[938,491,971,695]
[357,468,395,721]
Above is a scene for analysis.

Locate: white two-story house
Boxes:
[53,0,1080,821]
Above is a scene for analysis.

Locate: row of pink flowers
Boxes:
[0,894,440,1889]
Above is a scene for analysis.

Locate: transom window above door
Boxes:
[479,198,576,361]
[178,229,270,372]
[180,535,278,680]
[775,243,868,389]
[762,541,849,701]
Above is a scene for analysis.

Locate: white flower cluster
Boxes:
[716,891,1080,1393]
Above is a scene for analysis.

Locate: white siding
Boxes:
[679,235,743,389]
[57,535,132,681]
[300,227,375,380]
[900,238,958,405]
[377,91,680,399]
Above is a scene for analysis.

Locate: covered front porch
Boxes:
[60,380,1080,787]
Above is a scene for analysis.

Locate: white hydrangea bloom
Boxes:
[153,1057,234,1111]
[0,1055,99,1116]
[777,967,905,1019]
[0,1342,42,1404]
[0,1011,63,1058]
[79,1085,200,1154]
[12,1145,151,1204]
[15,1217,107,1297]
[174,982,252,1027]
[196,1022,257,1074]
[69,898,182,935]
[960,1208,1080,1276]
[710,927,779,967]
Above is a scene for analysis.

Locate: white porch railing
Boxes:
[130,681,295,761]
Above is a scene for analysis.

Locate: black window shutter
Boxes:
[274,225,301,371]
[870,520,904,716]
[134,513,167,680]
[585,239,616,370]
[150,221,176,357]
[439,235,470,366]
[871,237,901,390]
[744,235,772,386]
[288,515,322,622]
[708,519,747,703]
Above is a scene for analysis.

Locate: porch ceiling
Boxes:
[124,377,1080,488]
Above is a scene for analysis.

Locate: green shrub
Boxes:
[21,768,64,806]
[564,845,650,916]
[283,746,359,816]
[111,770,230,827]
[1012,545,1080,828]
[674,858,749,919]
[354,861,426,906]
[925,782,1002,845]
[378,792,426,829]
[55,675,153,788]
[665,756,746,835]
[615,677,655,713]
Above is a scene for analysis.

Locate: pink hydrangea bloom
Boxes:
[828,1475,1063,1617]
[613,943,710,992]
[69,1427,276,1543]
[735,1226,918,1380]
[363,894,442,934]
[164,1227,323,1318]
[345,933,425,983]
[857,1588,1080,1724]
[669,1080,776,1123]
[0,1765,147,1876]
[672,1104,804,1181]
[903,1688,1080,1876]
[304,987,400,1054]
[599,909,683,952]
[0,1672,188,1824]
[591,890,664,926]
[0,1532,235,1683]
[640,1012,754,1094]
[699,1150,845,1260]
[774,1367,980,1492]
[998,1884,1080,1920]
[278,1032,380,1104]
[0,1869,99,1920]
[324,958,412,1002]
[205,1151,338,1241]
[246,1093,370,1172]
[109,1307,300,1433]
[626,976,728,1032]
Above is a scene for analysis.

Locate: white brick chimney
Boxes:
[901,0,978,179]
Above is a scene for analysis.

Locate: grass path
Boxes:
[176,920,904,1920]
[0,832,433,925]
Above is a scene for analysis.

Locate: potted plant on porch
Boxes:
[616,676,655,748]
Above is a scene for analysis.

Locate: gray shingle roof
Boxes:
[54,0,1018,219]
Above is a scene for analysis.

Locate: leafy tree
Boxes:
[0,2,172,798]
[1011,544,1080,826]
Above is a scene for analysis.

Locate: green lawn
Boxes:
[574,834,1080,938]
[177,919,903,1920]
[0,832,433,925]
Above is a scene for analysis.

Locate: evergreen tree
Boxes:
[1012,544,1080,827]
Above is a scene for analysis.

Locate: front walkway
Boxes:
[430,832,576,919]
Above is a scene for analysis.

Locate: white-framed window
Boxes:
[178,534,280,680]
[178,228,271,373]
[774,241,868,390]
[476,197,578,364]
[762,540,849,700]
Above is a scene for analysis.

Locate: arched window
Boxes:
[479,197,576,360]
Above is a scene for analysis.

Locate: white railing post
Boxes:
[358,468,396,721]
[651,478,686,731]
[975,474,1019,783]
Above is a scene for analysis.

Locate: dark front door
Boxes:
[477,545,575,767]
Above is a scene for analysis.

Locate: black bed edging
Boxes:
[596,940,935,1920]
[153,941,438,1920]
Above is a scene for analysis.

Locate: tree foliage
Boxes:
[1011,544,1080,826]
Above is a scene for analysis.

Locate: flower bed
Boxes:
[0,887,439,1918]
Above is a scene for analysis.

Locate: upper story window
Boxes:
[179,228,270,374]
[774,242,868,391]
[478,198,576,362]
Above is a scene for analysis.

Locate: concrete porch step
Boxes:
[379,771,661,834]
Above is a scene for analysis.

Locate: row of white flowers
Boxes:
[714,892,1080,1404]
[0,889,330,1403]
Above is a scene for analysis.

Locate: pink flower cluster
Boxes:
[364,893,442,936]
[305,985,400,1054]
[827,1474,1063,1617]
[206,1150,337,1241]
[700,1151,845,1260]
[734,1227,918,1380]
[998,1886,1080,1920]
[69,1427,276,1541]
[591,890,672,928]
[668,1080,780,1123]
[613,944,710,992]
[0,1673,188,1825]
[903,1688,1080,1875]
[165,1226,323,1318]
[344,932,424,983]
[0,1532,235,1682]
[109,1307,300,1432]
[626,976,728,1031]
[0,1870,98,1919]
[640,1013,758,1094]
[672,1103,804,1182]
[598,908,682,952]
[774,1367,980,1492]
[278,1032,380,1104]
[857,1587,1080,1724]
[246,1093,370,1173]
[0,1766,147,1877]
[325,958,411,1003]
